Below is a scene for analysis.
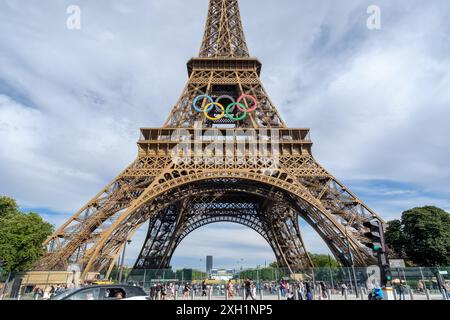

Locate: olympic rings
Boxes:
[237,94,258,112]
[192,94,257,121]
[193,94,214,113]
[226,102,247,121]
[204,102,225,121]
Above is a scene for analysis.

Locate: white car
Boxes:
[122,296,150,300]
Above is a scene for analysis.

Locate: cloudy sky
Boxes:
[1,0,450,270]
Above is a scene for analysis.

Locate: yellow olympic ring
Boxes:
[204,102,225,121]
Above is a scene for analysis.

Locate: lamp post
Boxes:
[118,222,132,283]
[236,258,244,274]
[345,226,359,298]
[236,259,244,283]
[257,265,260,288]
[328,254,335,291]
[118,239,132,284]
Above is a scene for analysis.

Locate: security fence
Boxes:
[1,266,449,300]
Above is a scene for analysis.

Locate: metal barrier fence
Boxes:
[1,267,449,300]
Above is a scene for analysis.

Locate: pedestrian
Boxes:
[341,283,347,296]
[244,278,255,300]
[417,280,424,294]
[42,287,52,300]
[440,282,449,299]
[161,284,167,300]
[305,281,314,300]
[33,287,43,300]
[320,282,328,299]
[183,282,191,298]
[202,280,207,297]
[396,281,406,300]
[150,284,157,300]
[279,280,286,297]
[227,280,234,299]
[444,282,450,299]
[297,281,305,300]
[193,283,199,296]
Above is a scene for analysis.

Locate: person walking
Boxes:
[202,280,207,297]
[305,281,314,300]
[161,284,167,300]
[168,283,174,299]
[42,287,52,300]
[341,283,348,296]
[33,287,43,300]
[297,281,305,300]
[320,282,328,299]
[279,280,286,298]
[150,284,157,300]
[395,281,406,300]
[417,280,425,294]
[183,282,191,299]
[227,280,234,299]
[441,282,449,299]
[445,282,450,299]
[244,278,255,300]
[252,281,257,298]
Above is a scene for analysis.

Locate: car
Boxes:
[50,284,147,300]
[122,296,150,300]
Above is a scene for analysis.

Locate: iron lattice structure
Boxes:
[33,0,384,278]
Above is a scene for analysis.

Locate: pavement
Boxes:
[172,293,448,301]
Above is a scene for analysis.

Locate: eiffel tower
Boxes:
[34,0,384,279]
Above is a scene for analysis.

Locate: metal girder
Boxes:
[199,0,249,58]
[132,188,313,272]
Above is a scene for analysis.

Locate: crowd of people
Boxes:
[11,276,450,301]
[32,283,71,300]
[142,278,335,300]
[146,280,239,300]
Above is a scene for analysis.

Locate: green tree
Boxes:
[384,219,405,258]
[385,206,450,266]
[268,261,279,269]
[309,254,339,268]
[0,196,53,272]
[0,196,19,218]
[266,255,339,269]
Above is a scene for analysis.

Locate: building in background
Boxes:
[206,256,213,274]
[210,269,234,281]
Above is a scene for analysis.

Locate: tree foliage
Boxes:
[385,206,450,266]
[309,254,339,268]
[0,196,53,272]
[0,196,19,218]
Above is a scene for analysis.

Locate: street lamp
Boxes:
[118,239,132,283]
[118,223,133,283]
[237,258,244,271]
[345,225,359,298]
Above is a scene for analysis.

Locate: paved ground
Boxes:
[173,293,448,301]
[6,291,447,301]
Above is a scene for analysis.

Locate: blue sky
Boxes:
[1,0,450,271]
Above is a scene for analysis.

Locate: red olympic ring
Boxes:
[237,95,258,112]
